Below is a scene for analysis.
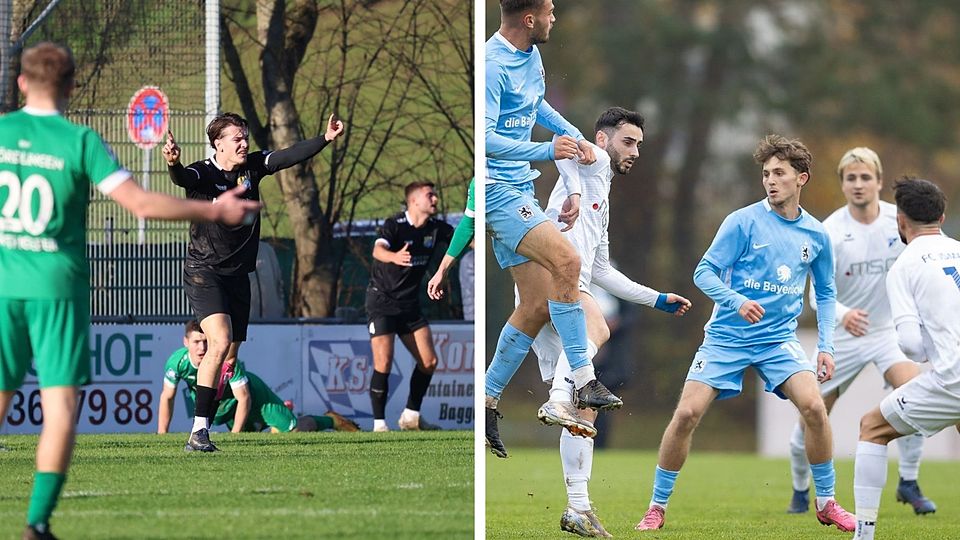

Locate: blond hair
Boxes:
[837,147,882,180]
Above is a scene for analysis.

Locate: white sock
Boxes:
[896,432,923,481]
[571,365,596,390]
[815,496,835,511]
[854,441,888,524]
[373,419,388,431]
[789,421,811,491]
[560,427,594,512]
[401,408,420,420]
[191,416,209,432]
[485,395,499,409]
[551,341,597,403]
[854,520,876,540]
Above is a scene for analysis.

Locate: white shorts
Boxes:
[532,321,563,383]
[880,371,960,437]
[816,330,909,396]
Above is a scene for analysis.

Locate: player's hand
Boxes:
[324,113,345,142]
[427,271,446,300]
[162,130,181,166]
[738,300,765,324]
[213,185,262,226]
[558,193,580,231]
[553,135,580,160]
[841,308,869,337]
[816,351,834,383]
[576,139,596,165]
[393,243,413,266]
[665,293,692,317]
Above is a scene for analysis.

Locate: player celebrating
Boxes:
[162,112,343,452]
[367,182,453,432]
[485,0,621,460]
[530,107,691,537]
[427,178,475,303]
[852,178,960,539]
[0,42,260,540]
[635,135,856,532]
[157,321,359,435]
[785,148,935,515]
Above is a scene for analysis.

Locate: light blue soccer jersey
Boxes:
[698,199,836,353]
[485,32,582,186]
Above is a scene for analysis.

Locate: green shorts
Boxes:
[0,297,90,390]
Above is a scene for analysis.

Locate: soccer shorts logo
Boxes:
[368,322,376,334]
[517,204,534,221]
[691,358,706,373]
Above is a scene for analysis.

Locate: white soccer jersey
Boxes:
[886,233,960,387]
[816,201,904,337]
[542,140,659,306]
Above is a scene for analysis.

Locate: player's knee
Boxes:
[797,399,828,426]
[672,404,703,432]
[419,355,438,372]
[552,249,581,284]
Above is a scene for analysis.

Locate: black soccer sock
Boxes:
[406,367,434,411]
[194,385,215,424]
[208,397,220,424]
[370,371,390,420]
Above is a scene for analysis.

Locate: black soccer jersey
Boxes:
[368,212,453,308]
[170,152,271,275]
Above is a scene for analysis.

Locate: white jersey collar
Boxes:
[21,105,59,117]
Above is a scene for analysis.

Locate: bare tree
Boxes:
[222,0,472,317]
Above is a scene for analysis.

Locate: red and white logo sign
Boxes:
[127,86,169,150]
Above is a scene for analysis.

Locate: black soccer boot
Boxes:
[485,407,508,458]
[574,379,623,410]
[22,525,58,540]
[896,477,937,515]
[184,428,219,452]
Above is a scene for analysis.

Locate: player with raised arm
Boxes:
[527,107,691,537]
[485,0,621,460]
[635,135,856,532]
[162,111,343,452]
[366,182,453,432]
[157,321,358,435]
[427,178,474,303]
[0,42,260,540]
[852,178,960,540]
[785,148,935,515]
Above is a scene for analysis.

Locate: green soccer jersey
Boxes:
[163,347,249,420]
[0,108,129,299]
[464,178,475,218]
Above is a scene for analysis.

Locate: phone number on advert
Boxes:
[5,387,154,426]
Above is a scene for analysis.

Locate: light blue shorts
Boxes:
[686,339,813,400]
[485,180,550,269]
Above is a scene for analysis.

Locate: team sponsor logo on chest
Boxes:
[237,170,252,191]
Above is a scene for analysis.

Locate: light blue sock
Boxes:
[651,465,680,506]
[810,460,836,498]
[547,300,589,370]
[485,322,534,399]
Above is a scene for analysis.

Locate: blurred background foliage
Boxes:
[485,0,960,450]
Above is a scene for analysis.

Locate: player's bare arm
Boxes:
[231,383,251,433]
[816,351,835,382]
[109,179,261,226]
[157,384,177,434]
[373,242,412,267]
[427,254,456,300]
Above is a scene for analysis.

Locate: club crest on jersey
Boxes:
[238,171,252,190]
[800,244,810,262]
[777,265,792,283]
[424,235,435,248]
[517,205,534,221]
[888,237,899,247]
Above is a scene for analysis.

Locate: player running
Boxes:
[635,135,856,532]
[529,107,690,537]
[157,321,359,435]
[785,148,935,515]
[485,0,621,460]
[366,182,453,432]
[162,112,343,452]
[0,42,260,540]
[853,178,960,539]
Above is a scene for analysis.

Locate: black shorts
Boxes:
[183,266,251,341]
[365,289,427,337]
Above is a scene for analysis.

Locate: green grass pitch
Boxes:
[487,448,960,539]
[0,431,473,539]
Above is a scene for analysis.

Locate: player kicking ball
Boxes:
[635,135,855,532]
[853,178,960,540]
[527,107,690,537]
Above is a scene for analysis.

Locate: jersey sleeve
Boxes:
[484,60,553,161]
[701,212,747,269]
[82,129,130,195]
[375,218,399,249]
[537,100,584,141]
[886,263,921,327]
[809,231,836,354]
[162,350,184,387]
[229,361,250,388]
[553,137,583,196]
[464,179,475,217]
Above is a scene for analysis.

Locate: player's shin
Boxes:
[854,441,887,539]
[546,300,595,388]
[485,322,534,399]
[560,428,594,511]
[370,371,390,431]
[193,386,214,432]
